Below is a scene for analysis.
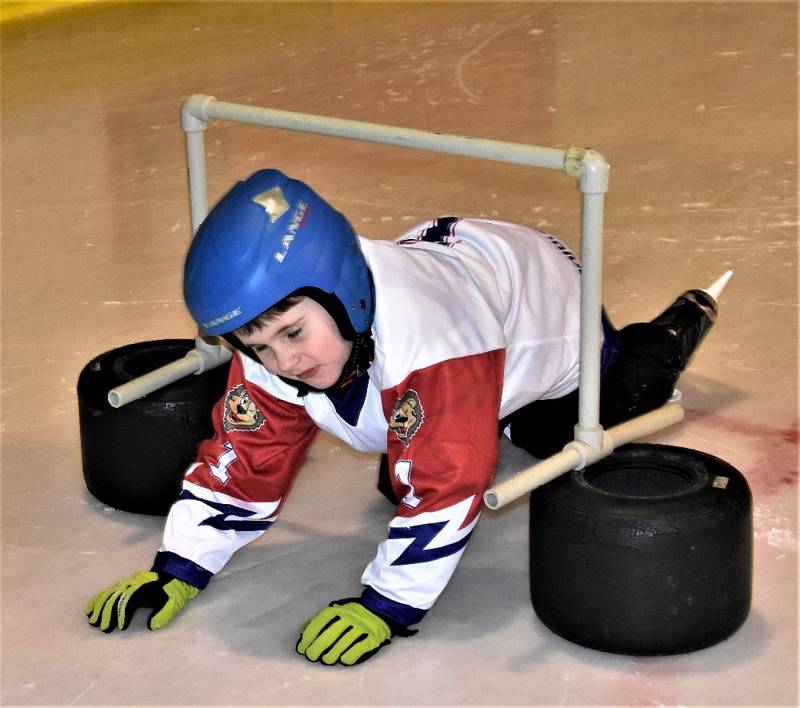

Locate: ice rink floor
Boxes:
[2,2,798,705]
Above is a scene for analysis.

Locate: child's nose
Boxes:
[274,347,299,374]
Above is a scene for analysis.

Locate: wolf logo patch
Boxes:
[223,384,265,432]
[389,389,424,446]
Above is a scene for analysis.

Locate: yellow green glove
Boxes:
[297,600,392,666]
[86,570,198,632]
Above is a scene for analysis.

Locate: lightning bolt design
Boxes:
[361,497,481,611]
[388,521,474,566]
[383,496,480,567]
[178,489,276,533]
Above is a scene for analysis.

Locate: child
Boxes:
[86,169,719,666]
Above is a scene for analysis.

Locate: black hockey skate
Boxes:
[649,272,729,372]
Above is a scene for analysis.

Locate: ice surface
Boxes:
[1,2,797,705]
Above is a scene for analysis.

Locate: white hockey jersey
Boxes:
[153,217,585,628]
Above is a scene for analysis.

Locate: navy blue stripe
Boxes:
[601,309,621,375]
[542,232,581,271]
[152,550,213,589]
[199,516,274,532]
[397,217,460,246]
[387,520,474,566]
[179,489,273,532]
[360,586,427,627]
[323,370,370,426]
[421,216,459,243]
[179,489,256,518]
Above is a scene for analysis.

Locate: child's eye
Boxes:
[286,327,302,340]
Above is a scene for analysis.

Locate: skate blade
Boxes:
[703,269,734,305]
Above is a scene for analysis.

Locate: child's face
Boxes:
[238,296,353,389]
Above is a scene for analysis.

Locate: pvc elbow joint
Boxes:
[189,336,233,373]
[564,147,610,195]
[181,94,216,133]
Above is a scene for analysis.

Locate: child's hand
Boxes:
[86,570,198,632]
[296,600,392,665]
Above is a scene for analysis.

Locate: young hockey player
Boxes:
[86,169,721,666]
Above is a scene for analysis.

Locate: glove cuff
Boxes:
[152,550,213,589]
[347,591,422,637]
[377,613,418,638]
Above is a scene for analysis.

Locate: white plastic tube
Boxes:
[185,95,568,169]
[483,447,584,511]
[180,94,571,236]
[575,191,606,450]
[107,353,206,408]
[483,403,685,510]
[107,337,232,408]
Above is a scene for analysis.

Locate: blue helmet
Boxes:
[184,169,374,337]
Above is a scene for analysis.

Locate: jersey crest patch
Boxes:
[223,384,265,433]
[389,389,424,446]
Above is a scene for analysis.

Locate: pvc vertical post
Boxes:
[181,95,213,233]
[575,191,605,448]
[573,150,610,451]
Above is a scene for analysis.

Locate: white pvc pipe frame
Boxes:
[108,93,684,508]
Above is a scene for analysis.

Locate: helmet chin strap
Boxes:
[222,322,375,398]
[279,330,374,397]
[274,282,375,396]
[221,332,260,363]
[222,277,376,396]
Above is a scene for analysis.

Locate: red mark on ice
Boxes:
[683,409,798,496]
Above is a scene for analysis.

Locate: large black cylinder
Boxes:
[530,444,752,655]
[78,339,230,515]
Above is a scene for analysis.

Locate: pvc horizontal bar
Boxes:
[483,402,685,509]
[107,337,232,408]
[107,354,204,408]
[183,94,568,172]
